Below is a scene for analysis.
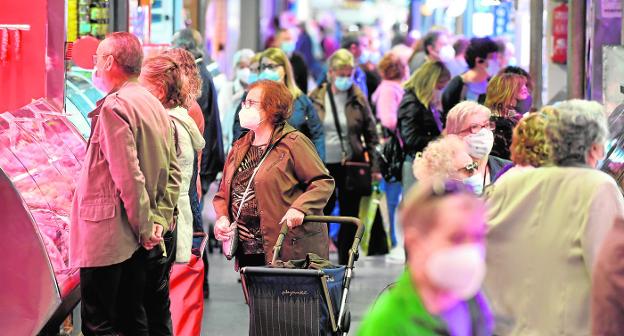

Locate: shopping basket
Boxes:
[240,216,364,336]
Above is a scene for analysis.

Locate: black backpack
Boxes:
[378,131,404,183]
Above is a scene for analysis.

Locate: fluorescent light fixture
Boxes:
[472,12,495,37]
[481,0,502,6]
[446,0,468,17]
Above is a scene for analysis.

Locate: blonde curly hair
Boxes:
[510,107,557,167]
[413,135,468,183]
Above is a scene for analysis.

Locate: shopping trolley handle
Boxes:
[271,215,364,267]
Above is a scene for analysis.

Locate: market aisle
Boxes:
[202,252,404,335]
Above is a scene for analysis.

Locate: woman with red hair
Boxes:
[213,80,334,268]
[138,54,206,335]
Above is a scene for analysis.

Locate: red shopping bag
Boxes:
[170,232,208,336]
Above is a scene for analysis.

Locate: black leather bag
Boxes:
[327,83,372,196]
[344,160,372,196]
[378,131,404,183]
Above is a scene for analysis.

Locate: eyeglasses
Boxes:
[459,121,496,135]
[457,161,478,175]
[242,99,261,109]
[260,63,282,71]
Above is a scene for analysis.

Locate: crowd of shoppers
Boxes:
[68,20,624,336]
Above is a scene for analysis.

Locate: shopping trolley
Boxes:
[240,216,363,336]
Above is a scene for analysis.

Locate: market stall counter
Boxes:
[0,99,85,335]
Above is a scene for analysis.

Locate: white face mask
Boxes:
[92,67,107,93]
[426,243,486,300]
[464,128,494,159]
[438,45,456,63]
[463,173,484,195]
[236,68,251,85]
[239,106,263,131]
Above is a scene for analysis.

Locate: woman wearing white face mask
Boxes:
[407,30,454,73]
[213,80,334,268]
[445,101,511,190]
[484,100,624,335]
[218,49,255,154]
[442,37,500,114]
[359,179,493,335]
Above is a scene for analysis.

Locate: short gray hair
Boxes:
[172,28,203,59]
[107,32,143,76]
[548,99,608,166]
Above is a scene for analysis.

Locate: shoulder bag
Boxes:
[327,83,372,196]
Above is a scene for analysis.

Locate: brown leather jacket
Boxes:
[308,82,380,172]
[213,123,334,265]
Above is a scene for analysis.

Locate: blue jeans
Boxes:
[402,156,416,192]
[380,179,402,247]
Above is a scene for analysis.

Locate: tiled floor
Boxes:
[202,251,404,335]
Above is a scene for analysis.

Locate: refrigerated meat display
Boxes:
[0,98,86,335]
[64,68,104,138]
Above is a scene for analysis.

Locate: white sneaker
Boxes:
[385,247,406,264]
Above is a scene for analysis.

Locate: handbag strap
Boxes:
[326,81,348,162]
[234,139,280,223]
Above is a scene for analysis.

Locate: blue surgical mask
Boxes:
[247,72,259,85]
[463,173,484,195]
[516,95,532,114]
[280,41,296,55]
[258,69,281,82]
[359,50,371,64]
[334,76,354,91]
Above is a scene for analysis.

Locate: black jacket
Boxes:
[442,75,487,116]
[197,59,225,193]
[290,52,309,94]
[490,116,517,160]
[397,90,442,156]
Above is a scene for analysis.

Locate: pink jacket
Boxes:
[70,82,181,268]
[371,80,404,132]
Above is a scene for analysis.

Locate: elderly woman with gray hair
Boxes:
[483,100,624,336]
[218,48,255,154]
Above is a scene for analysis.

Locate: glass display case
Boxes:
[64,67,104,138]
[600,103,624,190]
[0,98,85,335]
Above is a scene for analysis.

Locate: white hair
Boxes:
[549,99,609,165]
[232,49,255,71]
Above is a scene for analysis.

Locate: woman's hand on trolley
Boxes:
[214,216,236,241]
[281,208,306,229]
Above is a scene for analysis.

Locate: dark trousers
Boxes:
[144,229,176,336]
[324,163,362,265]
[80,248,148,336]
